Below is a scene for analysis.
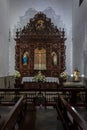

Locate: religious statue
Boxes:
[51,52,57,66]
[23,51,28,65]
[36,19,45,31]
[73,68,80,81]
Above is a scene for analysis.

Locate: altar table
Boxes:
[22,77,59,84]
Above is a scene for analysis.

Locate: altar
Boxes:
[22,77,59,84]
[21,77,59,89]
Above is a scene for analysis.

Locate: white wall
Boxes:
[0,0,10,76]
[72,0,87,76]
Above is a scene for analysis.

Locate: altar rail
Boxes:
[0,87,87,106]
[55,95,87,130]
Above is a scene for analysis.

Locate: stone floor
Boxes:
[1,105,87,130]
[75,107,87,121]
[35,106,64,130]
[0,106,12,117]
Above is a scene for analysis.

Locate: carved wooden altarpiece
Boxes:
[15,12,66,77]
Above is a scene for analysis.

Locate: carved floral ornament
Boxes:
[15,12,66,37]
[35,19,45,30]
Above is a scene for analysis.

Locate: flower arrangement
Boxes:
[60,71,68,80]
[14,70,21,78]
[33,71,46,82]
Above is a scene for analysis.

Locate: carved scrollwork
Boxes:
[15,12,66,77]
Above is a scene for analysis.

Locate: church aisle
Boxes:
[18,104,64,130]
[35,106,64,130]
[19,104,36,130]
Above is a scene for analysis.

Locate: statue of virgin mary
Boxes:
[23,51,28,65]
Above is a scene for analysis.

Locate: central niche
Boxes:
[34,48,46,70]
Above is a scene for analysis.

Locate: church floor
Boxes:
[75,107,87,121]
[1,105,87,130]
[35,106,64,130]
[18,104,64,130]
[0,106,12,117]
[19,104,36,130]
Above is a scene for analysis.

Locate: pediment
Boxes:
[28,12,59,34]
[15,12,60,39]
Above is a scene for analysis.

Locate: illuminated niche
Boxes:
[34,48,46,70]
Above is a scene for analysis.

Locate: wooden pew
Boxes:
[55,95,87,130]
[1,95,26,130]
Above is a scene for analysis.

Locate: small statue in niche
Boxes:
[36,20,45,31]
[23,51,28,65]
[51,52,57,66]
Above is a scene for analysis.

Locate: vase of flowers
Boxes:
[33,71,46,82]
[14,70,21,85]
[14,70,21,78]
[59,71,68,84]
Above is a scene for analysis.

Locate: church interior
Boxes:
[0,0,87,130]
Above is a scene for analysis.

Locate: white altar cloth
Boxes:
[22,77,59,84]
